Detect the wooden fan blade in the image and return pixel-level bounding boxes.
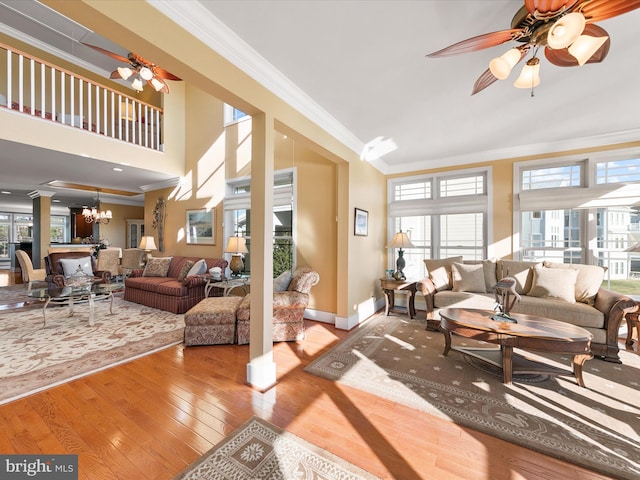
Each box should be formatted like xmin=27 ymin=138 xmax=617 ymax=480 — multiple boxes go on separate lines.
xmin=153 ymin=67 xmax=181 ymax=81
xmin=544 ymin=25 xmax=610 ymax=66
xmin=81 ymin=42 xmax=130 ymax=64
xmin=471 ymin=69 xmax=499 ymax=95
xmin=524 ymin=0 xmax=578 ymax=14
xmin=109 ymin=69 xmax=122 ymax=80
xmin=427 ymin=29 xmax=523 ymax=57
xmin=578 ymin=0 xmax=640 ymax=23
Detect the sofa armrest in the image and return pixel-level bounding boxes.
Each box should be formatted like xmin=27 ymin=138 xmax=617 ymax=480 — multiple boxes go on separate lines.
xmin=416 ymin=277 xmax=437 ymax=318
xmin=182 ymin=275 xmax=209 ymax=288
xmin=129 ymin=269 xmax=144 ymax=278
xmin=94 ymin=270 xmax=112 ymax=284
xmin=594 ymin=287 xmax=639 ymax=358
xmin=274 ymin=291 xmax=309 ymax=309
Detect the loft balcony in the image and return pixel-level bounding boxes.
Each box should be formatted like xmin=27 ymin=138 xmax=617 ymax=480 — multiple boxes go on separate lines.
xmin=0 ymin=41 xmax=163 ymax=151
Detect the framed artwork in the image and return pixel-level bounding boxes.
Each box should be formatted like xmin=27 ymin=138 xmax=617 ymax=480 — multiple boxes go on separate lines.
xmin=354 ymin=208 xmax=368 ymax=236
xmin=186 ymin=209 xmax=215 ymax=245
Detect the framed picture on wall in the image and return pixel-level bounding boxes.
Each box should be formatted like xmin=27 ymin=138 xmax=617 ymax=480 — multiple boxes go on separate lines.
xmin=354 ymin=208 xmax=368 ymax=236
xmin=186 ymin=209 xmax=215 ymax=245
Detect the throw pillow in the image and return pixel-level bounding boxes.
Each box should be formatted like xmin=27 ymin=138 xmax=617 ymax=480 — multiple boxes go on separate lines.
xmin=542 ymin=261 xmax=605 ymax=305
xmin=451 ymin=262 xmax=486 ymax=293
xmin=60 ymin=256 xmax=93 ymax=277
xmin=142 ymin=257 xmax=172 ymax=277
xmin=273 ymin=270 xmax=292 ymax=292
xmin=424 ymin=256 xmax=463 ymax=291
xmin=177 ymin=260 xmax=195 ymax=282
xmin=187 ymin=258 xmax=207 ymax=277
xmin=527 ymin=265 xmax=578 ymax=303
xmin=497 ymin=260 xmax=540 ymax=294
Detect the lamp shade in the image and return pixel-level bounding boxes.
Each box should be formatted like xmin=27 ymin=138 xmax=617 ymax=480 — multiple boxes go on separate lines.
xmin=117 ymin=66 xmax=133 ymax=80
xmin=131 ymin=77 xmax=144 ymax=92
xmin=489 ymin=48 xmax=521 ymax=80
xmin=225 ymin=236 xmax=249 ymax=254
xmin=139 ymin=236 xmax=157 ymax=251
xmin=568 ymin=34 xmax=609 ymax=66
xmin=386 ymin=231 xmax=415 ymax=249
xmin=547 ymin=12 xmax=586 ymax=49
xmin=514 ymin=58 xmax=541 ymax=89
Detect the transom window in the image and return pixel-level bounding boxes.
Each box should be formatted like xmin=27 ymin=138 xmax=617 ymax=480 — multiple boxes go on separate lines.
xmin=521 ymin=164 xmax=582 ymax=190
xmin=596 ymin=158 xmax=640 ymax=184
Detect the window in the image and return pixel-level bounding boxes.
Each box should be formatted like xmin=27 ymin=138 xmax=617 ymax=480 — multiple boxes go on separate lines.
xmin=223 ymin=104 xmax=249 ymax=125
xmin=515 ymin=150 xmax=640 ymax=282
xmin=388 ymin=169 xmax=489 ymax=279
xmin=224 ymin=169 xmax=295 ymax=277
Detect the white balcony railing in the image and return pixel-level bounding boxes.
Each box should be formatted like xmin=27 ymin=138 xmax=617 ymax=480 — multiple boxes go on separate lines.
xmin=0 ymin=41 xmax=163 ymax=151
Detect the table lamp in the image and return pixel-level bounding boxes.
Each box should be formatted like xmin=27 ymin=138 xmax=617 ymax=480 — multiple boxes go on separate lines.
xmin=138 ymin=236 xmax=157 ymax=263
xmin=225 ymin=235 xmax=249 ymax=277
xmin=386 ymin=230 xmax=415 ymax=280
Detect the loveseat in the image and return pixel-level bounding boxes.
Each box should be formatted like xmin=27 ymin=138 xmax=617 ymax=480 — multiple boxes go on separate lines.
xmin=417 ymin=257 xmax=638 ymax=363
xmin=124 ymin=256 xmax=228 ymax=314
xmin=45 ymin=251 xmax=111 ymax=287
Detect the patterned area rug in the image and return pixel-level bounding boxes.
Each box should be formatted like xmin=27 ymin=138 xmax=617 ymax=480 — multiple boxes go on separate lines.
xmin=173 ymin=416 xmax=380 ymax=480
xmin=0 ymin=293 xmax=184 ymax=404
xmin=305 ymin=314 xmax=640 ymax=480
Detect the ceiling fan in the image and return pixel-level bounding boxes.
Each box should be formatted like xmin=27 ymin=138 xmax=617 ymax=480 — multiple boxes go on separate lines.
xmin=427 ymin=0 xmax=640 ymax=95
xmin=81 ymin=42 xmax=181 ymax=94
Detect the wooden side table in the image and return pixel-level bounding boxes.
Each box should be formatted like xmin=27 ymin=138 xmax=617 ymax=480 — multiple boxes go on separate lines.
xmin=380 ymin=278 xmax=417 ymax=319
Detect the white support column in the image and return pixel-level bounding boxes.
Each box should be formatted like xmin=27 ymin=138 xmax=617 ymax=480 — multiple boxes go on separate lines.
xmin=246 ymin=112 xmax=276 ymax=391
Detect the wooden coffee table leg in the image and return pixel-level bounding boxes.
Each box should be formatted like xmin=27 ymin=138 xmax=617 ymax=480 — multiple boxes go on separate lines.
xmin=442 ymin=329 xmax=452 ymax=356
xmin=501 ymin=345 xmax=513 ymax=385
xmin=572 ymin=353 xmax=593 ymax=388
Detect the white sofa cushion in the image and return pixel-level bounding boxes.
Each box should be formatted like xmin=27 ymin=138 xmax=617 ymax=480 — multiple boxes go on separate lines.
xmin=452 ymin=262 xmax=486 ymax=293
xmin=424 ymin=256 xmax=463 ymax=291
xmin=543 ymin=261 xmax=605 ymax=305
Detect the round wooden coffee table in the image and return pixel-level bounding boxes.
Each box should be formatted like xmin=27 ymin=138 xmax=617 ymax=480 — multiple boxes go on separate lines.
xmin=439 ymin=308 xmax=593 ymax=387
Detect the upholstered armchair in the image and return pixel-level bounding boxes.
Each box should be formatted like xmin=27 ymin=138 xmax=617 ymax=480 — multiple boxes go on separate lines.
xmin=45 ymin=251 xmax=112 ymax=287
xmin=236 ymin=267 xmax=320 ymax=344
xmin=15 ymin=249 xmax=46 ymax=290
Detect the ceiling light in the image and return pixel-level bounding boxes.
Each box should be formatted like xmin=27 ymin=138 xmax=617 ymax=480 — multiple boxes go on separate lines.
xmin=489 ymin=48 xmax=521 ymax=80
xmin=568 ymin=35 xmax=609 ymax=66
xmin=547 ymin=12 xmax=586 ymax=49
xmin=1 ymin=191 xmax=10 ymax=194
xmin=131 ymin=77 xmax=144 ymax=92
xmin=113 ymin=167 xmax=123 ymax=172
xmin=139 ymin=66 xmax=153 ymax=81
xmin=514 ymin=57 xmax=540 ymax=90
xmin=149 ymin=77 xmax=165 ymax=92
xmin=117 ymin=66 xmax=133 ymax=80
xmin=82 ymin=190 xmax=112 ymax=224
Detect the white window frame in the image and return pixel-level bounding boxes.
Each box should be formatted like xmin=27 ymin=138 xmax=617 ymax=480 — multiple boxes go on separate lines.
xmin=387 ymin=166 xmax=492 ymax=274
xmin=513 ymin=148 xmax=640 ymax=271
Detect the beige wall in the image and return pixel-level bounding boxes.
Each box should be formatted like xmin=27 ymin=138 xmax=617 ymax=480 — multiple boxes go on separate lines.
xmin=96 ymin=203 xmax=144 ymax=249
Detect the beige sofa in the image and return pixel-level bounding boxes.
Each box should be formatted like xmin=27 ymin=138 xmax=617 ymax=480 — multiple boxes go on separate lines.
xmin=417 ymin=258 xmax=638 ymax=363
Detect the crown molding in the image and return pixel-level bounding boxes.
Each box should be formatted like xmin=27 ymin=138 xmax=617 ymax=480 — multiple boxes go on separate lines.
xmin=139 ymin=177 xmax=182 ymax=192
xmin=148 ymin=0 xmax=364 ymax=158
xmin=378 ymin=128 xmax=640 ymax=175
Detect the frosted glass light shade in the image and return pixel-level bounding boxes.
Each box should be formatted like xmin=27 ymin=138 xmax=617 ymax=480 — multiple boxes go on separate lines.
xmin=150 ymin=77 xmax=165 ymax=92
xmin=568 ymin=35 xmax=609 ymax=66
xmin=131 ymin=77 xmax=144 ymax=91
xmin=139 ymin=66 xmax=153 ymax=80
xmin=547 ymin=12 xmax=586 ymax=49
xmin=117 ymin=66 xmax=133 ymax=80
xmin=489 ymin=48 xmax=521 ymax=80
xmin=514 ymin=58 xmax=541 ymax=89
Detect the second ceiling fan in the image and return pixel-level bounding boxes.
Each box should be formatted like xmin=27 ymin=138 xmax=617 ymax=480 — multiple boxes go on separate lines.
xmin=427 ymin=0 xmax=640 ymax=95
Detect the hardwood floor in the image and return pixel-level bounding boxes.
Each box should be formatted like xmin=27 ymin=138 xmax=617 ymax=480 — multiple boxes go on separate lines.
xmin=0 ymin=270 xmax=615 ymax=479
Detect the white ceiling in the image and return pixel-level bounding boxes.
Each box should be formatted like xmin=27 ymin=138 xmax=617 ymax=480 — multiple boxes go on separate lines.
xmin=1 ymin=0 xmax=639 ymax=211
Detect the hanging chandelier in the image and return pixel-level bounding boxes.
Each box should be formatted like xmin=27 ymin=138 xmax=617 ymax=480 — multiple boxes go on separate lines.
xmin=82 ymin=190 xmax=112 ymax=224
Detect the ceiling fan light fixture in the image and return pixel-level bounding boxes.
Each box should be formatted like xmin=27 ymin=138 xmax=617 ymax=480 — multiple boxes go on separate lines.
xmin=514 ymin=57 xmax=540 ymax=89
xmin=131 ymin=77 xmax=144 ymax=92
xmin=139 ymin=66 xmax=153 ymax=81
xmin=547 ymin=12 xmax=586 ymax=49
xmin=150 ymin=77 xmax=165 ymax=92
xmin=568 ymin=34 xmax=609 ymax=66
xmin=117 ymin=66 xmax=133 ymax=80
xmin=489 ymin=48 xmax=521 ymax=80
